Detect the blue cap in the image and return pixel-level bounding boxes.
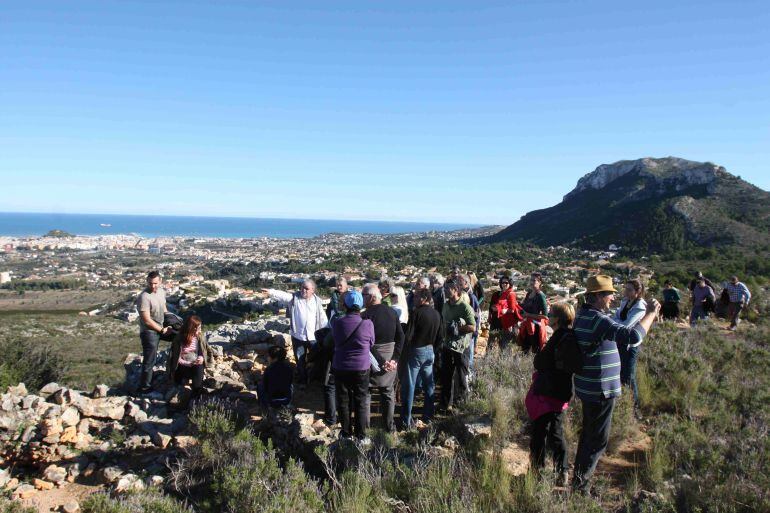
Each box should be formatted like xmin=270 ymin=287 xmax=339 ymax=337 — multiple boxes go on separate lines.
xmin=343 ymin=290 xmax=364 ymax=309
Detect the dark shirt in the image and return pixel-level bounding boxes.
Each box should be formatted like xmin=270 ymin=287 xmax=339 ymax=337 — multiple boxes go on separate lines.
xmin=263 ymin=359 xmax=294 ymax=405
xmin=522 ymin=290 xmax=548 ymax=316
xmin=405 ymin=304 xmax=442 ymax=349
xmin=362 ymin=303 xmax=405 ymax=361
xmin=432 ymin=287 xmax=446 ymax=316
xmin=688 ymin=278 xmax=715 ymax=293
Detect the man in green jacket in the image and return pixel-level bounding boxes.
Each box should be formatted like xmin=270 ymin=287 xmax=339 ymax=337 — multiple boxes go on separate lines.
xmin=439 ymin=279 xmax=476 ymax=411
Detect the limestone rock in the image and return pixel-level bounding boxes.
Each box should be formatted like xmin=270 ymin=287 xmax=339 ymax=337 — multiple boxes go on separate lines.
xmin=62 ymin=501 xmax=81 ymax=513
xmin=39 ymin=382 xmax=62 ymax=397
xmin=74 ymin=396 xmax=126 ymax=420
xmin=92 ymin=384 xmax=110 ymax=399
xmin=98 ymin=466 xmax=124 ymax=484
xmin=115 ymin=473 xmax=145 ymax=493
xmin=6 ymin=383 xmax=28 ymax=396
xmin=13 ymin=483 xmax=36 ymax=499
xmin=0 ymin=468 xmax=9 ymax=488
xmin=34 ymin=478 xmax=55 ymax=490
xmin=43 ymin=464 xmax=67 ymax=484
xmin=61 ymin=407 xmax=80 ymax=427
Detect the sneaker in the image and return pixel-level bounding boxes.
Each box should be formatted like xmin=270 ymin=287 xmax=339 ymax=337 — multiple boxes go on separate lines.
xmin=136 ymin=386 xmax=153 ymax=395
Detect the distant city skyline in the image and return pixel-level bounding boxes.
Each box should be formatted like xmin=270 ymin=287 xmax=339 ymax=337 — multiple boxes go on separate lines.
xmin=2 ymin=1 xmax=769 ymax=225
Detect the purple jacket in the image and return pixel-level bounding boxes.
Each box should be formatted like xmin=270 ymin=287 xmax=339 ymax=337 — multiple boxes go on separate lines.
xmin=331 ymin=313 xmax=375 ymax=372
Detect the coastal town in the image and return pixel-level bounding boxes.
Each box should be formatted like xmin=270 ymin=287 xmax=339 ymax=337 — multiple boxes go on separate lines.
xmin=0 ymin=228 xmax=637 ymax=325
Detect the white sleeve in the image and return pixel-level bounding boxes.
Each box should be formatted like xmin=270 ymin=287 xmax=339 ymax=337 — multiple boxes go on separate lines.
xmin=268 ymin=289 xmax=294 ymax=306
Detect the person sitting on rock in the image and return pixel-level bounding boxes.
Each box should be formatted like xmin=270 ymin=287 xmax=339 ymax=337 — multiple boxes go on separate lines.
xmin=258 ymin=345 xmax=294 ymax=411
xmin=167 ymin=315 xmax=212 ymax=398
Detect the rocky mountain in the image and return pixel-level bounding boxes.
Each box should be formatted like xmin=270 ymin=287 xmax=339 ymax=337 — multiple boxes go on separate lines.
xmin=492 ymin=157 xmax=770 ymax=252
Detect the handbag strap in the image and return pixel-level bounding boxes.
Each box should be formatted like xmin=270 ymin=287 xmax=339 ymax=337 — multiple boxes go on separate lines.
xmin=340 ymin=318 xmax=364 ymax=349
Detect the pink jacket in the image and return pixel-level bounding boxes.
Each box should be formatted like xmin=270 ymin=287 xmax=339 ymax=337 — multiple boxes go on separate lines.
xmin=525 ymin=371 xmax=569 ymax=421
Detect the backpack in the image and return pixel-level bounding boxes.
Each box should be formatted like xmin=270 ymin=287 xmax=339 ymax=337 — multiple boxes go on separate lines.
xmin=553 ymin=328 xmax=583 ymax=374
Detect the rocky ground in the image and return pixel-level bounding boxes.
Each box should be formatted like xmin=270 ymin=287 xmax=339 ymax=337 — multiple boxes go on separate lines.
xmin=0 ymin=312 xmax=669 ymax=512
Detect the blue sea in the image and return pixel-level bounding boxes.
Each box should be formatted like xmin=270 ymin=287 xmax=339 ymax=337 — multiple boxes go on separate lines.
xmin=0 ymin=212 xmax=481 ymax=239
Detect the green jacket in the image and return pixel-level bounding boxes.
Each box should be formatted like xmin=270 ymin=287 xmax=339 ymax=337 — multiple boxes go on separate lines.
xmin=441 ymin=300 xmax=476 ymax=353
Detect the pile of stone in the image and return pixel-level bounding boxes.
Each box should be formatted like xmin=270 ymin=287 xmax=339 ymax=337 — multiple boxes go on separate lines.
xmin=0 ymin=316 xmax=293 ymax=503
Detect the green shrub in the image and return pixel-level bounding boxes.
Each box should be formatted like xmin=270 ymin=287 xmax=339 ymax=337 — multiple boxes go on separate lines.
xmin=81 ymin=490 xmax=192 ymax=513
xmin=0 ymin=500 xmax=36 ymax=513
xmin=0 ymin=338 xmax=64 ymax=391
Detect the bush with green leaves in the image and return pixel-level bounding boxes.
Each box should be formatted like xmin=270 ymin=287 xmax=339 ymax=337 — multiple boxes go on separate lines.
xmin=172 ymin=399 xmax=324 ymax=513
xmin=639 ymin=319 xmax=770 ymax=512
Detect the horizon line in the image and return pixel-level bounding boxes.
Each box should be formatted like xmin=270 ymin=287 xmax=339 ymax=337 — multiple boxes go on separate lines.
xmin=0 ymin=211 xmax=499 ymax=228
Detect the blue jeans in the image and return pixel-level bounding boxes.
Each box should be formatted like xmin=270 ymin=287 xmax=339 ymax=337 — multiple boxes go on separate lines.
xmin=466 ymin=332 xmax=479 ymax=372
xmin=139 ymin=330 xmax=161 ymax=388
xmin=618 ymin=344 xmax=640 ymax=408
xmin=291 ymin=337 xmax=315 ymax=384
xmin=400 ymin=345 xmax=435 ymax=428
xmin=690 ymin=305 xmax=708 ymax=325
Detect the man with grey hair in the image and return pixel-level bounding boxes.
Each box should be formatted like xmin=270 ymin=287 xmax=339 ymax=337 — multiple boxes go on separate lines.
xmin=407 ymin=276 xmax=432 ymax=313
xmin=362 ymin=282 xmax=404 ymax=432
xmin=430 ymin=273 xmax=446 ymax=315
xmin=264 ymin=279 xmax=328 ymax=386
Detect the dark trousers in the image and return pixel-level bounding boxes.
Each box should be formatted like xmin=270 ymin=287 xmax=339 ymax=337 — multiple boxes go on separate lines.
xmin=661 ymin=302 xmax=679 ymax=320
xmin=369 ymin=384 xmax=396 ymax=432
xmin=174 ymin=364 xmax=204 ymax=391
xmin=334 ymin=369 xmax=370 ymax=438
xmin=530 ymin=411 xmax=568 ymax=474
xmin=440 ymin=348 xmax=469 ymax=409
xmin=140 ymin=330 xmax=161 ymax=388
xmin=618 ymin=345 xmax=640 ymax=409
xmin=728 ymin=301 xmax=744 ymax=328
xmin=323 ymin=364 xmax=337 ymax=424
xmin=573 ymin=398 xmax=615 ymax=492
xmin=291 ymin=337 xmax=315 ymax=385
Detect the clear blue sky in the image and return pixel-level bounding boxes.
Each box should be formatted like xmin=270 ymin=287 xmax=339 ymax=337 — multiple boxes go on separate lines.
xmin=2 ymin=1 xmax=768 ymax=225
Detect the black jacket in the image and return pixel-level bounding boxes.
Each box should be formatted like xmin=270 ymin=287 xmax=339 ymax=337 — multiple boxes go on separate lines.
xmin=532 ymin=328 xmax=574 ymax=402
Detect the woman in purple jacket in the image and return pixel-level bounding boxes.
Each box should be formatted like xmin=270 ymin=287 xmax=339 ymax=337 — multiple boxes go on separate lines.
xmin=332 ymin=290 xmax=375 ymax=441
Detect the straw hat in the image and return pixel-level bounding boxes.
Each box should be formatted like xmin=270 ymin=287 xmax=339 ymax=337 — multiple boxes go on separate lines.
xmin=585 ymin=275 xmax=617 ymax=294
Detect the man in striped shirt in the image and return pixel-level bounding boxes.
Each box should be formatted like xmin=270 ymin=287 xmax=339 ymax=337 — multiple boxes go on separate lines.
xmin=572 ymin=275 xmax=660 ymax=494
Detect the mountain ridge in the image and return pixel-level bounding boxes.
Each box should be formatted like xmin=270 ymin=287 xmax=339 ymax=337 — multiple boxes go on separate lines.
xmin=492 ymin=157 xmax=770 ymax=252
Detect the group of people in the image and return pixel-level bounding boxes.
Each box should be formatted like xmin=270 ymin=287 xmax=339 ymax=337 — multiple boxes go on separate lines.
xmin=659 ymin=271 xmax=751 ymax=329
xmin=264 ymin=271 xmax=484 ymax=442
xmin=133 ymin=266 xmax=752 ymax=495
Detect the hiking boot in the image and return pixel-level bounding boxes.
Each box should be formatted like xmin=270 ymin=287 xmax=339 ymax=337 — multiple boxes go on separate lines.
xmin=559 ymin=471 xmax=570 ymax=488
xmin=137 ymin=386 xmax=153 ymax=396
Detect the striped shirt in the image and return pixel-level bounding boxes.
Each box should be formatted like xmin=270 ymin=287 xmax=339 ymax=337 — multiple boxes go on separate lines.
xmin=573 ymin=304 xmax=646 ymax=402
xmin=725 ymin=282 xmax=751 ymax=304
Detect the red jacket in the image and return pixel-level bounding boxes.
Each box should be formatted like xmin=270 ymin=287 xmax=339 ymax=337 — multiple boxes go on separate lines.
xmin=495 ymin=288 xmax=523 ymax=331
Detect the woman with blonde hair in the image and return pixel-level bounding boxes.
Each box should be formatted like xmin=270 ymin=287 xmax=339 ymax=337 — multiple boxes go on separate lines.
xmin=525 ymin=302 xmax=576 ymax=485
xmin=389 ymin=286 xmax=409 ymax=327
